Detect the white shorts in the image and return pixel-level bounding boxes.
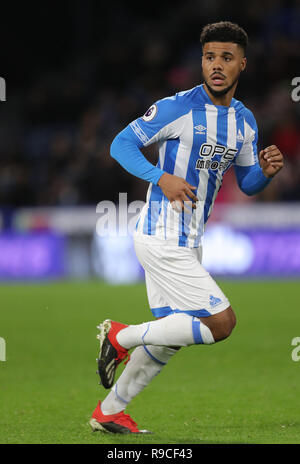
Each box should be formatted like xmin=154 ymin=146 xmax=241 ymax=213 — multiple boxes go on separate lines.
xmin=134 ymin=237 xmax=230 ymax=318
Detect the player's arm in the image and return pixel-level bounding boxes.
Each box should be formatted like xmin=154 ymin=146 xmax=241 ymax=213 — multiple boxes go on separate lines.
xmin=234 ymin=112 xmax=284 ymax=195
xmin=110 ymin=99 xmax=198 ymax=209
xmin=111 ymin=128 xmax=198 ymax=209
xmin=234 ymin=146 xmax=284 ymax=196
xmin=234 ymin=165 xmax=268 ymax=195
xmin=110 ymin=126 xmax=165 ymax=185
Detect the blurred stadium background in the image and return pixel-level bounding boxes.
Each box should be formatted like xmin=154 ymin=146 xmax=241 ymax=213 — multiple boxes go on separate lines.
xmin=0 ymin=0 xmax=300 ymax=282
xmin=1 ymin=0 xmax=300 ymax=445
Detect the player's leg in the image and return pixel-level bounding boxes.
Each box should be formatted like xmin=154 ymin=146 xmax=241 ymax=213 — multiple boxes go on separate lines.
xmin=91 ymin=251 xmax=180 ymax=434
xmin=96 ymin=266 xmax=181 ymax=390
xmin=91 ymin=311 xmax=213 ymax=433
xmin=100 ymin=344 xmax=178 ymax=413
xmin=91 ymin=242 xmax=232 ymax=433
xmin=103 ymin=302 xmax=237 ymax=407
xmin=90 ymin=343 xmax=178 ymax=434
xmin=109 ymin=304 xmax=236 ymax=350
xmin=96 ymin=242 xmax=231 ymax=390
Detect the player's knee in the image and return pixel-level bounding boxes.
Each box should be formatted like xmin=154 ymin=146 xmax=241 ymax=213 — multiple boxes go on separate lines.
xmin=212 ymin=307 xmax=236 ymax=342
xmin=213 ymin=323 xmax=234 ymax=342
xmin=227 ymin=308 xmax=236 ymax=332
xmin=218 ymin=320 xmax=235 ymax=340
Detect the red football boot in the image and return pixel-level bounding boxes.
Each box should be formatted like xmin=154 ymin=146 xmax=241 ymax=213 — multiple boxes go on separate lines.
xmin=96 ymin=319 xmax=130 ymax=389
xmin=90 ymin=401 xmax=151 ymax=434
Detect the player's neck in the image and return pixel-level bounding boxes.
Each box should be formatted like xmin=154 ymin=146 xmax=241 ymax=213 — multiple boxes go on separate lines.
xmin=203 ymin=82 xmax=237 ymax=107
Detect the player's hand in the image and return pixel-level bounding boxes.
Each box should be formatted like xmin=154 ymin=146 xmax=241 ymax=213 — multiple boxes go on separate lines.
xmin=259 ymin=145 xmax=284 ymax=178
xmin=158 ymin=172 xmax=198 ymax=212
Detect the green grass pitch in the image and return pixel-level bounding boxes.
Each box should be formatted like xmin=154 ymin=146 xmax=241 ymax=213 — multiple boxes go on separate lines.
xmin=0 ymin=280 xmax=299 ymax=444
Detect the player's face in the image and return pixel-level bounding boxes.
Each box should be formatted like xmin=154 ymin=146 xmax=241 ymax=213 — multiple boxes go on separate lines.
xmin=202 ymin=42 xmax=246 ymax=100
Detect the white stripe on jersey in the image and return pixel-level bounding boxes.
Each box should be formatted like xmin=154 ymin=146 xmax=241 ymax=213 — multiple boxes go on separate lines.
xmin=206 ymin=107 xmax=238 ymax=223
xmin=235 ymin=119 xmax=256 ymax=166
xmin=154 ymin=142 xmax=167 ymax=235
xmin=189 ymin=104 xmax=218 ymax=247
xmin=137 ymin=184 xmax=152 ymax=234
xmin=205 ymin=104 xmax=218 ymax=147
xmin=227 ymin=107 xmax=237 ymax=148
xmin=143 ymin=111 xmax=194 ymax=240
xmin=144 ymin=112 xmax=190 ymax=146
xmin=173 ymin=111 xmax=194 ymax=178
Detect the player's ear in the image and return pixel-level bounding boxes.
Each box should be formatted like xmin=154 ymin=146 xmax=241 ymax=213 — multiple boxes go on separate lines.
xmin=240 ymin=57 xmax=247 ymax=72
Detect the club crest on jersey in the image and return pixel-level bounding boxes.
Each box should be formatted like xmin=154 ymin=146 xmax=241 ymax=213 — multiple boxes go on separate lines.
xmin=142 ymin=104 xmax=157 ymax=121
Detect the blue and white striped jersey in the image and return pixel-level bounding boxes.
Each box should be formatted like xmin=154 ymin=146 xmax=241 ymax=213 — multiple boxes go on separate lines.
xmin=128 ymin=84 xmax=259 ymax=248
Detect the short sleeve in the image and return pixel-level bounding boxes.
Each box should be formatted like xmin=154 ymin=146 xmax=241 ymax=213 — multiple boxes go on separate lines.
xmin=129 ymin=94 xmax=190 ymax=147
xmin=234 ymin=109 xmax=258 ymax=167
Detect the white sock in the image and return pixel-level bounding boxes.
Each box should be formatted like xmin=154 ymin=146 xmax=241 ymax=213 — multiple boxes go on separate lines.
xmin=101 ymin=345 xmax=177 ymax=415
xmin=116 ymin=313 xmax=214 ymax=349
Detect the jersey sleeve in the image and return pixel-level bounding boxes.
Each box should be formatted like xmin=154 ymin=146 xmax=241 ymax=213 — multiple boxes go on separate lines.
xmin=110 ymin=126 xmax=165 ymax=185
xmin=234 ymin=109 xmax=258 ymax=167
xmin=110 ymin=93 xmax=190 ymax=185
xmin=128 ymin=94 xmax=188 ymax=147
xmin=234 ymin=163 xmax=271 ymax=195
xmin=234 ymin=108 xmax=271 ymax=195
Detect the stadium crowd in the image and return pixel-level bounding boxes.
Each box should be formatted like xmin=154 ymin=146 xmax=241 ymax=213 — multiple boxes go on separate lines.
xmin=0 ymin=0 xmax=300 ymax=209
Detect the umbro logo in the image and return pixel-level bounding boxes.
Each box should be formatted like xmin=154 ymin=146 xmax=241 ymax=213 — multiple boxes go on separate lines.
xmin=237 ymin=129 xmax=244 ymax=141
xmin=194 ymin=124 xmax=206 ymax=135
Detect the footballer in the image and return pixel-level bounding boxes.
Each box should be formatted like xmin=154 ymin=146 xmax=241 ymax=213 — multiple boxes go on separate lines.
xmin=90 ymin=21 xmax=284 ymax=434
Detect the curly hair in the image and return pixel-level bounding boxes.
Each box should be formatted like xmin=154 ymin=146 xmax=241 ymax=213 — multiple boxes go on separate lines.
xmin=200 ymin=21 xmax=248 ymax=55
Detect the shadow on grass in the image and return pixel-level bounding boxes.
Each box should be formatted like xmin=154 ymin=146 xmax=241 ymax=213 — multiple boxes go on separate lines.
xmin=86 ymin=430 xmax=247 ymax=445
